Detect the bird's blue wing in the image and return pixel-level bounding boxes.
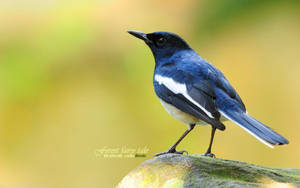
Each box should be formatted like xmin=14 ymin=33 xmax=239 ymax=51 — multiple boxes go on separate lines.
xmin=183 ymin=71 xmax=221 ymax=119
xmin=176 ymin=55 xmax=246 ymax=111
xmin=215 ymin=75 xmax=246 ymax=111
xmin=154 ymin=82 xmax=225 ymax=130
xmin=154 ymin=65 xmax=225 ymax=130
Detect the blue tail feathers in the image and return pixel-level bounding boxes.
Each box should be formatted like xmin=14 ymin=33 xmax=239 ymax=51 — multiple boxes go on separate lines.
xmin=220 ymin=110 xmax=289 ymax=148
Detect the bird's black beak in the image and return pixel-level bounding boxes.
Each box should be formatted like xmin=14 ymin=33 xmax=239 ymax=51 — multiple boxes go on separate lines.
xmin=127 ymin=30 xmax=151 ymax=43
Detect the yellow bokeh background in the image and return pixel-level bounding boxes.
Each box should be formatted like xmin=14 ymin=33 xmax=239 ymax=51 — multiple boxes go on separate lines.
xmin=0 ymin=0 xmax=300 ymax=187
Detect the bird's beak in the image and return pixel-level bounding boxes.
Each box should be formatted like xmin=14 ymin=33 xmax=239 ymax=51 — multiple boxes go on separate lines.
xmin=127 ymin=30 xmax=151 ymax=43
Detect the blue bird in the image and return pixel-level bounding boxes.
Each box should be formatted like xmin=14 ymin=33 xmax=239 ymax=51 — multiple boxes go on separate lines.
xmin=128 ymin=30 xmax=289 ymax=157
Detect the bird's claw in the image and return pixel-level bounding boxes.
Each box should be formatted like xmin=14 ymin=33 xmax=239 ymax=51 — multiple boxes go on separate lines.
xmin=202 ymin=152 xmax=216 ymax=158
xmin=154 ymin=148 xmax=188 ymax=157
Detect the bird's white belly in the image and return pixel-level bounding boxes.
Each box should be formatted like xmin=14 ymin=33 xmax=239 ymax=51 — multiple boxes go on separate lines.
xmin=159 ymin=99 xmax=228 ymax=125
xmin=159 ymin=99 xmax=207 ymax=125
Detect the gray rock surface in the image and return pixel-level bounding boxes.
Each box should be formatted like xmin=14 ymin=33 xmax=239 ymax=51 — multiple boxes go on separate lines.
xmin=117 ymin=154 xmax=300 ymax=188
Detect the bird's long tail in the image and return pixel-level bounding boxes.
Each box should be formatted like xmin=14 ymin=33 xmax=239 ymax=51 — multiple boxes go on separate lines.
xmin=220 ymin=110 xmax=289 ymax=148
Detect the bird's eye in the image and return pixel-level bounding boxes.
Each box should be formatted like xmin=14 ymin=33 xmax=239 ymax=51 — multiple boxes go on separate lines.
xmin=156 ymin=37 xmax=166 ymax=46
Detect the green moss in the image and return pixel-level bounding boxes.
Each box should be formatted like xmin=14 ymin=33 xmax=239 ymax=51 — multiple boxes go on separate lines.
xmin=117 ymin=154 xmax=300 ymax=188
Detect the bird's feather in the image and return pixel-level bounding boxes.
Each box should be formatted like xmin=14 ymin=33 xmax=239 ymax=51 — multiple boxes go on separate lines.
xmin=153 ymin=79 xmax=225 ymax=130
xmin=154 ymin=73 xmax=214 ymax=118
xmin=219 ymin=110 xmax=289 ymax=147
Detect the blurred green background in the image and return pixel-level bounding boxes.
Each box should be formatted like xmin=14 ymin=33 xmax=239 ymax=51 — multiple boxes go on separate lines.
xmin=0 ymin=0 xmax=300 ymax=187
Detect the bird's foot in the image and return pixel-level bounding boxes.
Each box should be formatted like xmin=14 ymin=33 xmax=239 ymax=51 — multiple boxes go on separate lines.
xmin=202 ymin=152 xmax=216 ymax=158
xmin=154 ymin=148 xmax=188 ymax=157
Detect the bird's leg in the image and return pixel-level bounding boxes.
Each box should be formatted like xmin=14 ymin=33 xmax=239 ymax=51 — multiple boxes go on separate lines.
xmin=204 ymin=127 xmax=217 ymax=158
xmin=155 ymin=124 xmax=195 ymax=157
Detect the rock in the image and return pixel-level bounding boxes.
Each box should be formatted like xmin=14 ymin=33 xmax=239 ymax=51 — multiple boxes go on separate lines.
xmin=117 ymin=154 xmax=300 ymax=188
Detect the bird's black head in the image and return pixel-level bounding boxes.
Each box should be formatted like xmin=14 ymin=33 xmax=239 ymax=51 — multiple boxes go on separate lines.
xmin=128 ymin=30 xmax=191 ymax=61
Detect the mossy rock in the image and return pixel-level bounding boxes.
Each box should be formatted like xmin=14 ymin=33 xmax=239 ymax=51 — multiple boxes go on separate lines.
xmin=117 ymin=154 xmax=300 ymax=188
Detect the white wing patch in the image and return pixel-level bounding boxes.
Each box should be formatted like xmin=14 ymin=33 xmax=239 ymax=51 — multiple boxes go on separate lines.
xmin=219 ymin=110 xmax=275 ymax=148
xmin=154 ymin=74 xmax=213 ymax=118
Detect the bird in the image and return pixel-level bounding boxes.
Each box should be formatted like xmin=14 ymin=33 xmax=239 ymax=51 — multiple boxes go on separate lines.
xmin=127 ymin=30 xmax=289 ymax=157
